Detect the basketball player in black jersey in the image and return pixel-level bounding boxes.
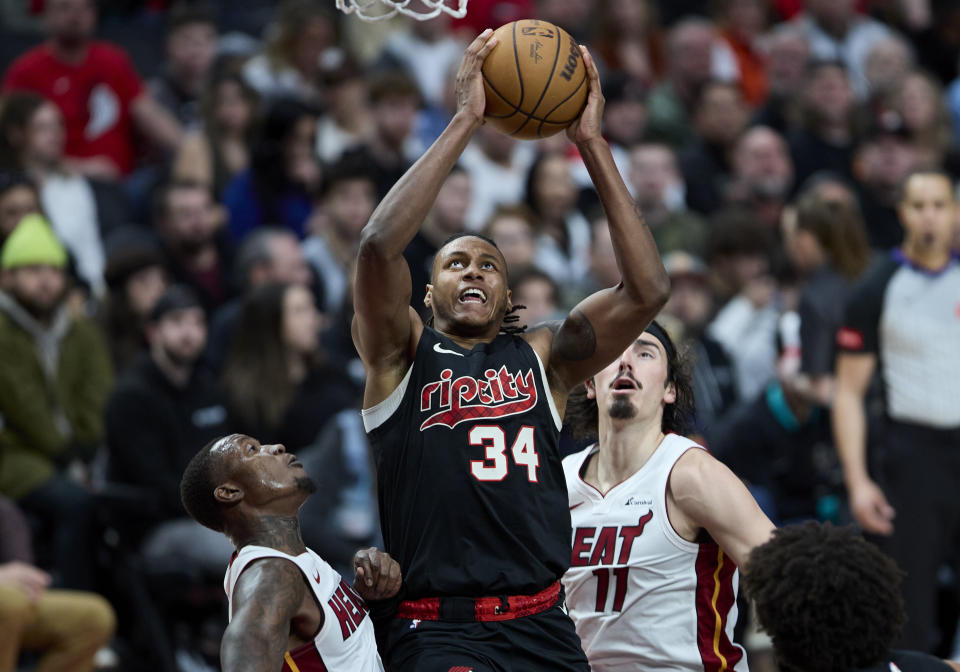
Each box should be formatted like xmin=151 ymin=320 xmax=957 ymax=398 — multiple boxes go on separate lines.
xmin=352 ymin=29 xmax=670 ymax=671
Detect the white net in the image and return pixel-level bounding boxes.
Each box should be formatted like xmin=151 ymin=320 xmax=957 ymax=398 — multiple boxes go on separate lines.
xmin=335 ymin=0 xmax=468 ymax=22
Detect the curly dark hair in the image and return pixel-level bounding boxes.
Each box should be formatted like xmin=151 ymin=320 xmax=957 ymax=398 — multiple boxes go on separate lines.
xmin=742 ymin=521 xmax=905 ymax=672
xmin=180 ymin=437 xmax=227 ymax=533
xmin=564 ymin=320 xmax=695 ymax=441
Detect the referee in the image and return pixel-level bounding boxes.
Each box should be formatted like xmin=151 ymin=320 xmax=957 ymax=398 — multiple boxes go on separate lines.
xmin=833 ymin=169 xmax=960 ymax=651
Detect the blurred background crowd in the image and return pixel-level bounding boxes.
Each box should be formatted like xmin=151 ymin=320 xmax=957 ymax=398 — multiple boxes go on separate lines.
xmin=0 ymin=0 xmax=959 ymax=669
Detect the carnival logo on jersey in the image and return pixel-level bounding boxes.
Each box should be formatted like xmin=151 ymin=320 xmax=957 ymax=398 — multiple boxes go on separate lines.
xmin=420 ymin=366 xmax=537 ymax=430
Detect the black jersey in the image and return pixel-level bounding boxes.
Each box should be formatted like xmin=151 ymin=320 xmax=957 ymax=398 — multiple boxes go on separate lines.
xmin=362 ymin=326 xmax=571 ymax=599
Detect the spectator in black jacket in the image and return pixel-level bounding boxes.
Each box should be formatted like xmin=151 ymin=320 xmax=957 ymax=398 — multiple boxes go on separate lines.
xmin=105 ymin=285 xmax=232 ymax=576
xmin=788 ymin=60 xmax=860 ymax=188
xmin=679 ymin=80 xmax=749 ymax=216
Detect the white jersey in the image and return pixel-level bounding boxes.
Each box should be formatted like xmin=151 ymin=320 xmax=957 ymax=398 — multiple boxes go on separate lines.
xmin=561 ymin=434 xmax=747 ymax=672
xmin=224 ymin=545 xmax=384 ymax=672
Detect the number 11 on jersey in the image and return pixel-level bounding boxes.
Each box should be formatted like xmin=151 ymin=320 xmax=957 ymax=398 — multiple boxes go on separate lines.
xmin=469 ymin=425 xmax=540 ymax=482
xmin=593 ymin=567 xmax=630 ymax=612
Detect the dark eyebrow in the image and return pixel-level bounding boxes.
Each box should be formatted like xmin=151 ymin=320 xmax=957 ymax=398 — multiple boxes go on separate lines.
xmin=443 ymin=250 xmax=501 ymax=264
xmin=634 ymin=338 xmax=661 ymax=352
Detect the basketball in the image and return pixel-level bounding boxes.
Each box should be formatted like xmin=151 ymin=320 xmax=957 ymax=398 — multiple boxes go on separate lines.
xmin=481 ymin=19 xmax=588 ymax=140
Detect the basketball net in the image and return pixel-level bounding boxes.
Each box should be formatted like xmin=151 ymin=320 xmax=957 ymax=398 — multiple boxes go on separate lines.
xmin=335 ymin=0 xmax=468 ymax=22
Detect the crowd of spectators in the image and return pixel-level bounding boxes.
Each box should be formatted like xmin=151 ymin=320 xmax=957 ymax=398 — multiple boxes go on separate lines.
xmin=0 ymin=0 xmax=959 ymax=669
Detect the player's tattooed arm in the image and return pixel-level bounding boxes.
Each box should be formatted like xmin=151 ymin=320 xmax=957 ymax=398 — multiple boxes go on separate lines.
xmin=221 ymin=559 xmax=306 ymax=672
xmin=543 ymin=146 xmax=668 ymax=391
xmin=530 ymin=314 xmax=598 ymax=362
xmin=551 ymin=311 xmax=597 ymax=362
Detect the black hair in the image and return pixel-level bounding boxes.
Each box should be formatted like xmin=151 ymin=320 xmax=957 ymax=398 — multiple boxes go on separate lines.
xmin=367 ymin=68 xmax=422 ymax=106
xmin=152 ymin=179 xmax=210 ymax=225
xmin=523 ymin=152 xmax=560 ymax=220
xmin=706 ymin=207 xmax=773 ymax=264
xmin=222 ymin=282 xmax=320 ymax=430
xmin=564 ymin=320 xmax=695 ymax=441
xmin=0 ymin=92 xmax=48 ymax=170
xmin=149 ymin=283 xmax=204 ymax=323
xmin=440 ymin=231 xmax=499 ymax=250
xmin=165 ymin=3 xmax=216 ymax=37
xmin=0 ymin=171 xmax=38 ymax=199
xmin=180 ymin=437 xmax=227 ymax=533
xmin=250 ymin=97 xmax=320 ymax=213
xmin=742 ymin=522 xmax=904 ymax=672
xmin=319 ymin=147 xmax=375 ymax=200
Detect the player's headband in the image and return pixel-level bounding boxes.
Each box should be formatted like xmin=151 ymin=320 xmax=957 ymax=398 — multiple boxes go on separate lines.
xmin=644 ymin=320 xmax=677 ymax=380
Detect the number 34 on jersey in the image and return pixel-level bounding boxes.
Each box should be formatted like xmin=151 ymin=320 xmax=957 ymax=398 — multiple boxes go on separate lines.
xmin=468 ymin=425 xmax=540 ymax=482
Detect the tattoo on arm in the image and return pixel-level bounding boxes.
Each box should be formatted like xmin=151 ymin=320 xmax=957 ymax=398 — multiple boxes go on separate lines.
xmin=222 ymin=560 xmax=305 ymax=672
xmin=553 ymin=310 xmax=597 ymax=362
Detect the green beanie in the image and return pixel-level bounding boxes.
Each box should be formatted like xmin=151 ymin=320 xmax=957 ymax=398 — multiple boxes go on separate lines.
xmin=0 ymin=214 xmax=67 ymax=270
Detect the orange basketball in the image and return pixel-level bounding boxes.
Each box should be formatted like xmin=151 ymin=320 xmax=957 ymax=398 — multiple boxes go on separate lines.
xmin=481 ymin=19 xmax=588 ymax=140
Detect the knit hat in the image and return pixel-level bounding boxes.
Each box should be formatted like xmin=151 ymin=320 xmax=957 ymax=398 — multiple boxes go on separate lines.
xmin=0 ymin=214 xmax=68 ymax=270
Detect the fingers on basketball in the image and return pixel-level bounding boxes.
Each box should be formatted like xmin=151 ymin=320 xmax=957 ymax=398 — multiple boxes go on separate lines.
xmin=480 ymin=19 xmax=589 ymax=140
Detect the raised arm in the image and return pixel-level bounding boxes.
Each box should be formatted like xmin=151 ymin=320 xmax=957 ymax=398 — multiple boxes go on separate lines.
xmin=668 ymin=449 xmax=775 ymax=570
xmin=533 ymin=47 xmax=669 ymax=394
xmin=352 ymin=30 xmax=498 ymax=403
xmin=221 ymin=559 xmax=306 ymax=672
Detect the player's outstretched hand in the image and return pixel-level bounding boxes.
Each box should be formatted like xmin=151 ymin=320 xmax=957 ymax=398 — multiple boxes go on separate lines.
xmin=353 ymin=547 xmax=402 ymax=601
xmin=566 ymin=45 xmax=604 ymax=145
xmin=849 ymin=477 xmax=895 ymax=535
xmin=455 ymin=28 xmax=498 ymax=127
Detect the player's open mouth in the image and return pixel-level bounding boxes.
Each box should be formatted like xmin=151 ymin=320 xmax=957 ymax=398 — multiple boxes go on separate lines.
xmin=611 ymin=376 xmax=639 ymax=391
xmin=288 ymin=455 xmax=302 ymax=468
xmin=459 ymin=288 xmax=487 ymax=304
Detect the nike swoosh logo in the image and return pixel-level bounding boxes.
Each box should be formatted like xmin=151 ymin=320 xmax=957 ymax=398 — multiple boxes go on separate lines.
xmin=433 ymin=342 xmax=464 ymax=357
xmin=314 ymin=571 xmax=321 ymax=584
xmin=569 ymin=502 xmax=584 ymax=510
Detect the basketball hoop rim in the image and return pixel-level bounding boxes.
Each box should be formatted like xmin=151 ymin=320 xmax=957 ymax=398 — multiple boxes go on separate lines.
xmin=335 ymin=0 xmax=469 ymax=22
